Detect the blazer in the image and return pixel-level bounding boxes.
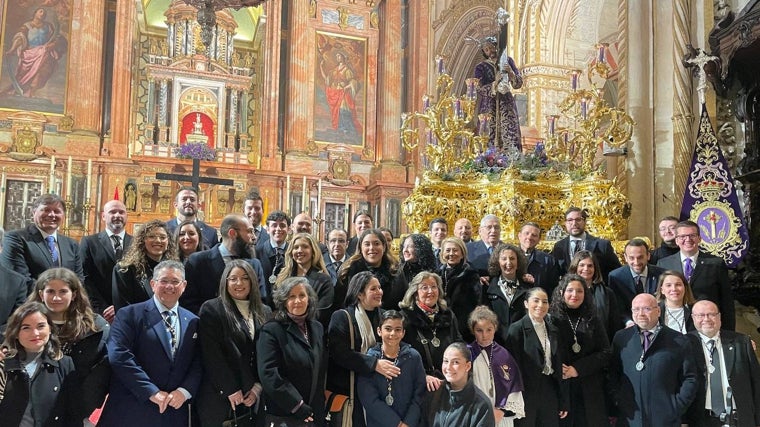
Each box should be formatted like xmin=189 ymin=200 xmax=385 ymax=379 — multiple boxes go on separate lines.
xmin=551 ymin=233 xmax=621 ymax=280
xmin=1 ymin=224 xmax=84 ymax=293
xmin=254 ymin=241 xmax=287 ymax=305
xmin=100 ymin=299 xmax=202 ymax=427
xmin=257 ymin=317 xmax=326 ymax=424
xmin=112 ymin=263 xmax=155 ymax=312
xmin=525 ymin=249 xmax=562 ymax=296
xmin=303 ymin=268 xmax=335 ymax=327
xmin=166 ymin=217 xmax=218 ymax=250
xmin=610 ymin=325 xmax=699 ymax=427
xmin=465 ymin=240 xmax=496 ymax=278
xmin=482 ymin=277 xmax=528 ymax=345
xmin=438 ymin=261 xmax=481 ymax=342
xmin=657 ymin=301 xmax=695 ymax=334
xmin=180 ymin=245 xmax=267 ymax=314
xmin=197 ymin=297 xmax=272 ymax=427
xmin=79 ymin=231 xmax=133 ymax=314
xmin=0 ymin=263 xmax=27 ymax=341
xmin=685 ymin=330 xmax=760 ymax=427
xmin=657 ymin=251 xmax=735 ymax=330
xmin=608 ymin=264 xmax=665 ymax=324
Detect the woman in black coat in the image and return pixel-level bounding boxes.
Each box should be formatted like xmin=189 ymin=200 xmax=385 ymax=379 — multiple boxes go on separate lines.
xmin=198 ymin=260 xmax=272 ymax=427
xmin=400 ymin=271 xmax=462 ymax=392
xmin=569 ymin=251 xmax=622 ymax=342
xmin=257 ymin=276 xmax=326 ymax=426
xmin=483 ymin=243 xmax=530 ymax=345
xmin=396 ymin=233 xmax=437 ymax=288
xmin=549 ymin=274 xmax=611 ymax=427
xmin=327 ymin=271 xmax=398 ymax=427
xmin=437 ymin=236 xmax=481 ymax=342
xmin=0 ymin=302 xmax=76 ymax=427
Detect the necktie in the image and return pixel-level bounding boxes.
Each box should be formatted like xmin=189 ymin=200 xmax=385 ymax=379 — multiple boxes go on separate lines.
xmin=162 ymin=311 xmax=177 ymax=357
xmin=708 ymin=339 xmax=725 ymax=415
xmin=684 ymin=258 xmax=694 ymax=282
xmin=571 ymin=240 xmax=581 ymax=256
xmin=46 ymin=235 xmax=59 ymax=265
xmin=487 ymin=246 xmax=493 ymax=256
xmin=642 ymin=330 xmax=652 ymax=352
xmin=111 ymin=235 xmax=123 ymax=259
xmin=434 ymin=248 xmax=440 ymax=259
xmin=334 ymin=260 xmax=342 ymax=272
xmin=634 ymin=275 xmax=645 ymax=294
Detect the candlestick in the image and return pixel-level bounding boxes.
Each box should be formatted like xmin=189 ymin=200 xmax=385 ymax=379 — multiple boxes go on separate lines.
xmin=66 ymin=156 xmax=73 ymax=197
xmin=285 ymin=176 xmax=291 ymax=213
xmin=302 ymin=175 xmax=308 ymax=212
xmin=86 ymin=159 xmax=92 ymax=201
xmin=49 ymin=155 xmax=56 ymax=194
xmin=344 ymin=192 xmax=349 ymax=231
xmin=317 ymin=178 xmax=322 ymax=216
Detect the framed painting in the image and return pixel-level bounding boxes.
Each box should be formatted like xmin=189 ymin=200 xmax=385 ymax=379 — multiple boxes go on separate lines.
xmin=313 ymin=31 xmax=367 ymax=146
xmin=0 ymin=0 xmax=71 ymax=114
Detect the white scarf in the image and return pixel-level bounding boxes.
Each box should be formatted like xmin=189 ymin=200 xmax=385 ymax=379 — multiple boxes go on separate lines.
xmin=355 ymin=304 xmax=376 ymax=353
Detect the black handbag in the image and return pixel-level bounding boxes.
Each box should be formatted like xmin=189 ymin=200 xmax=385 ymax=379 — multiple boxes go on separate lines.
xmin=222 ymin=407 xmax=255 ymax=427
xmin=325 ymin=309 xmax=355 ymax=427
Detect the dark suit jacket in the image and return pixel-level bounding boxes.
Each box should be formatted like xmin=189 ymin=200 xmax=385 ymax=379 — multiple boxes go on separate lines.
xmin=257 ymin=317 xmax=326 ymax=421
xmin=483 ymin=278 xmax=528 ymax=345
xmin=166 ymin=217 xmax=218 ymax=249
xmin=657 ymin=252 xmax=735 ymax=330
xmin=254 ymin=241 xmax=288 ymax=300
xmin=79 ymin=231 xmax=133 ymax=314
xmin=100 ymin=299 xmax=201 ymax=427
xmin=180 ymin=245 xmax=267 ymax=314
xmin=551 ymin=233 xmax=621 ymax=280
xmin=525 ymin=249 xmax=561 ymax=296
xmin=685 ymin=330 xmax=760 ymax=427
xmin=347 ymin=236 xmax=358 ymax=257
xmin=112 ymin=263 xmax=154 ymax=312
xmin=1 ymin=224 xmax=84 ymax=292
xmin=610 ymin=325 xmax=698 ymax=427
xmin=197 ymin=297 xmax=272 ymax=426
xmin=608 ymin=264 xmax=665 ymax=324
xmin=0 ymin=264 xmax=28 ymax=342
xmin=466 ymin=240 xmax=496 ymax=278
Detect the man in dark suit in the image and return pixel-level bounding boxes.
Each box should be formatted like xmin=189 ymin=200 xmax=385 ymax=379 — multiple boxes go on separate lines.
xmin=100 ymin=260 xmax=201 ymax=427
xmin=517 ymin=222 xmax=561 ymax=296
xmin=79 ymin=199 xmax=133 ymax=322
xmin=292 ymin=211 xmax=328 ymax=254
xmin=466 ymin=214 xmax=502 ymax=283
xmin=429 ymin=217 xmax=448 ymax=263
xmin=608 ymin=238 xmax=665 ymax=327
xmin=1 ymin=193 xmax=83 ymax=293
xmin=180 ymin=214 xmax=266 ymax=314
xmin=650 ymin=216 xmax=680 ymax=264
xmin=346 ymin=210 xmax=372 ymax=255
xmin=0 ymin=263 xmax=27 ymax=341
xmin=256 ymin=211 xmax=290 ymax=296
xmin=551 ymin=206 xmax=621 ymax=280
xmin=243 ymin=189 xmax=268 ymax=244
xmin=657 ymin=220 xmax=735 ymax=330
xmin=324 ymin=228 xmax=348 ymax=286
xmin=610 ymin=293 xmax=699 ymax=427
xmin=686 ymin=300 xmax=760 ymax=427
xmin=165 ymin=186 xmax=218 ymax=248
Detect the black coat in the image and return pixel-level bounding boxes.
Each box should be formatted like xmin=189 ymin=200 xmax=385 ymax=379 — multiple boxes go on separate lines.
xmin=79 ymin=231 xmax=133 ymax=314
xmin=198 ymin=297 xmax=272 ymax=427
xmin=257 ymin=317 xmax=326 ymax=425
xmin=334 ymin=260 xmax=400 ymax=312
xmin=112 ymin=261 xmax=158 ymax=312
xmin=303 ymin=268 xmax=335 ymax=327
xmin=438 ymin=262 xmax=480 ymax=342
xmin=589 ymin=282 xmax=623 ymax=342
xmin=0 ymin=264 xmax=27 ymax=342
xmin=482 ymin=277 xmax=528 ymax=345
xmin=551 ymin=234 xmax=621 ymax=280
xmin=401 ymin=305 xmax=462 ymax=377
xmin=525 ymin=250 xmax=561 ymax=297
xmin=65 ymin=315 xmax=110 ymax=420
xmin=0 ymin=352 xmax=77 ymax=427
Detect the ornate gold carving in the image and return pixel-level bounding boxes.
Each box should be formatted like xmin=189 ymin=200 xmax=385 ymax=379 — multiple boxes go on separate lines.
xmin=59 ymin=115 xmax=74 ymax=132
xmin=306 ymin=139 xmax=319 ymax=155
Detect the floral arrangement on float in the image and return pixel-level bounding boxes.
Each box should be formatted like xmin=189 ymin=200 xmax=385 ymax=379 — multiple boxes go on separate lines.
xmin=175 ymin=142 xmax=216 ymax=161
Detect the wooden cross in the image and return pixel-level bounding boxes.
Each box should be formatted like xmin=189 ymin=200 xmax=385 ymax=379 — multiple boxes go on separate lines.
xmin=155 ymin=158 xmax=233 ymax=189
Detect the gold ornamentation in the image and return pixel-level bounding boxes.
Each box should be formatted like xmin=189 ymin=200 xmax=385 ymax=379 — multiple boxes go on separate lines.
xmin=59 ymin=115 xmax=74 ymax=132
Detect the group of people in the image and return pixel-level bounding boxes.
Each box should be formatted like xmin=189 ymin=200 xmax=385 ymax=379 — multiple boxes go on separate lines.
xmin=0 ymin=188 xmax=758 ymax=427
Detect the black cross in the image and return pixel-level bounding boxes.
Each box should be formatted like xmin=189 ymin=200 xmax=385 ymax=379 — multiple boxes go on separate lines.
xmin=155 ymin=158 xmax=233 ymax=188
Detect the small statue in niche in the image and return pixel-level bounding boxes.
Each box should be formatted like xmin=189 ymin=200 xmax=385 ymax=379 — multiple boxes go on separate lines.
xmin=192 ymin=113 xmax=205 ymax=135
xmin=124 ymin=183 xmax=137 ymax=211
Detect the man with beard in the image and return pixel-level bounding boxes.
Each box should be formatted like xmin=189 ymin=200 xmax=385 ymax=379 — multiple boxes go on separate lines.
xmin=243 ymin=189 xmax=268 ymax=244
xmin=166 ymin=186 xmax=219 ymax=249
xmin=551 ymin=206 xmax=621 ymax=280
xmin=79 ymin=200 xmax=133 ymax=322
xmin=180 ymin=215 xmax=266 ymax=313
xmin=650 ymin=216 xmax=680 ymax=265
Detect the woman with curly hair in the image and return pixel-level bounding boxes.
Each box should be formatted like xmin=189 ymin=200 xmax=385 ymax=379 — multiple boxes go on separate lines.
xmin=335 ymin=228 xmax=400 ymax=311
xmin=0 ymin=301 xmax=76 ymax=426
xmin=549 ymin=274 xmax=610 ymax=427
xmin=27 ymin=268 xmax=110 ymax=423
xmin=483 ymin=243 xmax=529 ymax=345
xmin=275 ymin=232 xmax=334 ymax=326
xmin=174 ymin=219 xmax=204 ymax=263
xmin=112 ymin=219 xmax=178 ymax=312
xmin=438 ymin=236 xmax=481 ymax=342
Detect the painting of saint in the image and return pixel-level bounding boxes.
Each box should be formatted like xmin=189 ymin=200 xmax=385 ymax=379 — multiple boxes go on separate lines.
xmin=314 ymin=33 xmax=366 ymax=146
xmin=0 ymin=3 xmax=70 ymax=113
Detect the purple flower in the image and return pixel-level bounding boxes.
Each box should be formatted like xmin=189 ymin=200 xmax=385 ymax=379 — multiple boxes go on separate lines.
xmin=176 ymin=142 xmax=216 ymax=161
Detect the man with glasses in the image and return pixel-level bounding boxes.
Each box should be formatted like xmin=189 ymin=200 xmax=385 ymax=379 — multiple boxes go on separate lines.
xmin=324 ymin=228 xmax=348 ymax=285
xmin=610 ymin=293 xmax=699 ymax=427
xmin=650 ymin=216 xmax=680 ymax=264
xmin=550 ymin=206 xmax=621 ymax=279
xmin=101 ymin=260 xmax=201 ymax=427
xmin=180 ymin=215 xmax=266 ymax=313
xmin=466 ymin=214 xmax=503 ymax=282
xmin=685 ymin=300 xmax=760 ymax=426
xmin=657 ymin=220 xmax=735 ymax=330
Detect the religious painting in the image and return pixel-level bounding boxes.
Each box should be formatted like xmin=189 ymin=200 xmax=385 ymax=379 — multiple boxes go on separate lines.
xmin=0 ymin=0 xmax=71 ymax=114
xmin=314 ymin=32 xmax=366 ymax=146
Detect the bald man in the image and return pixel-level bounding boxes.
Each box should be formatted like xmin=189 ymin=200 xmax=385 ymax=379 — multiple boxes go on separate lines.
xmin=610 ymin=293 xmax=698 ymax=426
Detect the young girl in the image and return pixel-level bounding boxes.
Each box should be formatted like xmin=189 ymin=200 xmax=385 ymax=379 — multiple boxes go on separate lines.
xmin=358 ymin=310 xmax=426 ymax=427
xmin=0 ymin=302 xmax=76 ymax=426
xmin=469 ymin=305 xmax=525 ymax=426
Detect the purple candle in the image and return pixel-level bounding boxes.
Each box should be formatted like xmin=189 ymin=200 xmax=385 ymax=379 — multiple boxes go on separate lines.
xmin=571 ymin=71 xmax=579 ymax=91
xmin=454 ymin=99 xmax=462 ymax=118
xmin=423 ymin=95 xmax=430 ymax=111
xmin=436 ymin=56 xmax=445 ymax=74
xmin=580 ymin=99 xmax=588 ymax=119
xmin=547 ymin=115 xmax=556 ymax=135
xmin=598 ymin=44 xmax=606 ymax=63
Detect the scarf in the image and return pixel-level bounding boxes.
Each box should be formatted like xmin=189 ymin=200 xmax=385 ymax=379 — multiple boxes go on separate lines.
xmin=355 ymin=304 xmax=376 ymax=353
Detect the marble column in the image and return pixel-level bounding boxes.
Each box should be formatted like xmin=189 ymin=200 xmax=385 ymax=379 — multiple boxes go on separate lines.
xmin=259 ymin=3 xmax=282 ymax=170
xmin=376 ymin=0 xmax=403 ymax=166
xmin=108 ymin=0 xmax=136 ymax=157
xmin=285 ymin=0 xmax=310 ymax=155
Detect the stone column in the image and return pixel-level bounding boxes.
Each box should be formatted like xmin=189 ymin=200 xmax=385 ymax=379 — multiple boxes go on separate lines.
xmin=284 ymin=0 xmax=310 ymax=155
xmin=259 ymin=3 xmax=282 ymax=170
xmin=107 ymin=0 xmax=136 ymax=157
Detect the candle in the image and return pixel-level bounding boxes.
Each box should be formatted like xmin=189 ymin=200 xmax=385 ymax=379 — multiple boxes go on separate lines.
xmin=426 ymin=128 xmax=432 ymax=144
xmin=343 ymin=192 xmax=350 ymax=231
xmin=580 ymin=98 xmax=588 ymax=119
xmin=454 ymin=99 xmax=462 ymax=118
xmin=66 ymin=156 xmax=73 ymax=197
xmin=466 ymin=78 xmax=477 ymax=100
xmin=302 ymin=175 xmax=308 ymax=212
xmin=571 ymin=70 xmax=579 ymax=91
xmin=547 ymin=116 xmax=556 ymax=135
xmin=436 ymin=56 xmax=444 ymax=74
xmin=86 ymin=159 xmax=92 ymax=201
xmin=422 ymin=95 xmax=430 ymax=111
xmin=598 ymin=44 xmax=606 ymax=63
xmin=317 ymin=178 xmax=322 ymax=216
xmin=478 ymin=114 xmax=489 ymax=135
xmin=285 ymin=176 xmax=291 ymax=213
xmin=49 ymin=155 xmax=56 ymax=194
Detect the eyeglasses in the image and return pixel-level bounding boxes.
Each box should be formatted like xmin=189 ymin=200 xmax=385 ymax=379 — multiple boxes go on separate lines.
xmin=659 ymin=225 xmax=677 ymax=232
xmin=227 ymin=276 xmax=251 ymax=283
xmin=328 ymin=239 xmax=347 ymax=244
xmin=419 ymin=285 xmax=438 ymax=293
xmin=565 ymin=218 xmax=585 ymax=223
xmin=676 ymin=233 xmax=700 ymax=241
xmin=146 ymin=233 xmax=169 ymax=241
xmin=631 ymin=306 xmax=656 ymax=313
xmin=157 ymin=279 xmax=183 ymax=287
xmin=692 ymin=312 xmax=720 ymax=320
